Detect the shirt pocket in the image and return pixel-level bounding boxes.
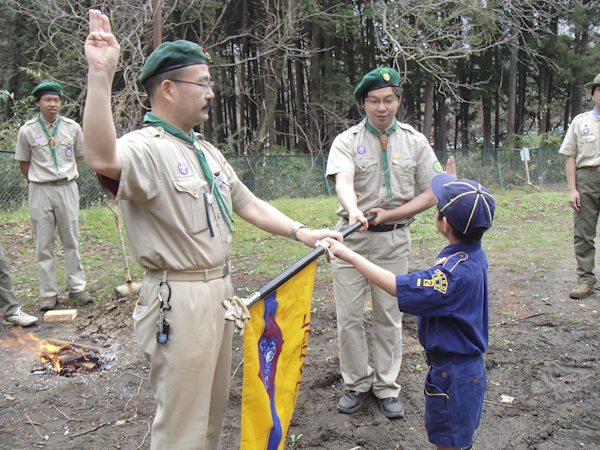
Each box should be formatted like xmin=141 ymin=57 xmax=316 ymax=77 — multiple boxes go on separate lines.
xmin=391 ymin=157 xmax=417 ymax=197
xmin=59 ymin=138 xmax=75 ymax=159
xmin=172 ymin=178 xmax=209 ymax=235
xmin=353 ymin=158 xmax=378 ymax=193
xmin=30 ymin=139 xmax=52 ymax=165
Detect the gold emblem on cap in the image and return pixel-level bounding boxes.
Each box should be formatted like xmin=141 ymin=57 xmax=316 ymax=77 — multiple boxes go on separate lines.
xmin=383 ymin=73 xmax=391 ymax=82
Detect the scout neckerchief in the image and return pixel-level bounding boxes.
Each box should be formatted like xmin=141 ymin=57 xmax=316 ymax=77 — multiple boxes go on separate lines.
xmin=365 ymin=117 xmax=397 ymax=208
xmin=593 ymin=106 xmax=600 ymax=121
xmin=37 ymin=113 xmax=61 ymax=170
xmin=143 ymin=112 xmax=234 ymax=233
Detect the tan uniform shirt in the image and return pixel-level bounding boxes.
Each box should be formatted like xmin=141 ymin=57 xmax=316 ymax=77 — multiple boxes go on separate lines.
xmin=109 ymin=126 xmax=254 ymax=271
xmin=559 ymin=110 xmax=600 ymax=167
xmin=326 ymin=118 xmax=439 ymax=224
xmin=15 ymin=116 xmax=83 ymax=183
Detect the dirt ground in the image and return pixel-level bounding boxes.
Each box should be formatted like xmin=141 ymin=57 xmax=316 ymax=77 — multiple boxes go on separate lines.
xmin=0 ymin=231 xmax=599 ymax=449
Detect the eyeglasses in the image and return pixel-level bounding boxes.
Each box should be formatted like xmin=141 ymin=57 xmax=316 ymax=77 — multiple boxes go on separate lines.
xmin=364 ymin=97 xmax=399 ymax=106
xmin=169 ymin=79 xmax=216 ymax=89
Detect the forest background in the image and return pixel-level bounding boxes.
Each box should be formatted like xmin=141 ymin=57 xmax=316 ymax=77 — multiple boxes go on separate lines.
xmin=0 ymin=0 xmax=598 ymax=159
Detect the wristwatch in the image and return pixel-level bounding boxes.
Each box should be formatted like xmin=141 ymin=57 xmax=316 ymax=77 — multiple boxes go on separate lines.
xmin=290 ymin=221 xmax=308 ymax=241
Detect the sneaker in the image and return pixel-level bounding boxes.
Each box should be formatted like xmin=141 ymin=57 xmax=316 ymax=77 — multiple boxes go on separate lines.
xmin=3 ymin=308 xmax=39 ymax=327
xmin=39 ymin=295 xmax=58 ymax=311
xmin=337 ymin=390 xmax=369 ymax=414
xmin=569 ymin=284 xmax=594 ymax=299
xmin=69 ymin=291 xmax=93 ymax=303
xmin=378 ymin=397 xmax=404 ymax=419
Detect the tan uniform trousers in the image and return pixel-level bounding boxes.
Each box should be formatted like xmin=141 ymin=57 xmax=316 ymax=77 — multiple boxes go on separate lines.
xmin=28 ymin=181 xmax=86 ymax=297
xmin=0 ymin=243 xmax=19 ymax=318
xmin=332 ymin=220 xmax=410 ymax=399
xmin=133 ymin=273 xmax=233 ymax=450
xmin=574 ymin=167 xmax=600 ymax=285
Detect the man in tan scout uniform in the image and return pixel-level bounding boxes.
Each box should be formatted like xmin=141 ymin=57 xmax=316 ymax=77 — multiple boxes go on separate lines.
xmin=326 ymin=67 xmax=445 ymax=419
xmin=560 ymin=73 xmax=600 ymax=299
xmin=15 ymin=81 xmax=92 ymax=311
xmin=83 ymin=10 xmax=341 ymax=450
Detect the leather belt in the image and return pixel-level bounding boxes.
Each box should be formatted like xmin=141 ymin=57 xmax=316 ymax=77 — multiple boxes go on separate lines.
xmin=36 ymin=179 xmax=72 ymax=186
xmin=147 ymin=261 xmax=230 ymax=282
xmin=367 ymin=223 xmax=406 ymax=232
xmin=581 ymin=166 xmax=600 ymax=172
xmin=422 ymin=350 xmax=481 ymax=365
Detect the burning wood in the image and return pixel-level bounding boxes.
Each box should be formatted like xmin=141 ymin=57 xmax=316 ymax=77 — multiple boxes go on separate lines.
xmin=0 ymin=329 xmax=105 ymax=377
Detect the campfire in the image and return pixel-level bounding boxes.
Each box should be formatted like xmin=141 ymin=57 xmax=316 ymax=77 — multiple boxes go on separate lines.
xmin=1 ymin=329 xmax=105 ymax=377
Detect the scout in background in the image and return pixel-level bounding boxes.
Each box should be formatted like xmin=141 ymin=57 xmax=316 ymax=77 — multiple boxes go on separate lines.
xmin=322 ymin=173 xmax=495 ymax=450
xmin=14 ymin=81 xmax=92 ymax=311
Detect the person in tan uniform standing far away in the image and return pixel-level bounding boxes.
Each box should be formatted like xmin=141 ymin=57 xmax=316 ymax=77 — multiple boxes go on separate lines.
xmin=15 ymin=82 xmax=93 ymax=311
xmin=560 ymin=73 xmax=600 ymax=299
xmin=82 ymin=10 xmax=342 ymax=450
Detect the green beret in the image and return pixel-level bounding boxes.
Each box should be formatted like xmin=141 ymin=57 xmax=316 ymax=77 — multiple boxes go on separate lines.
xmin=353 ymin=68 xmax=400 ymax=102
xmin=584 ymin=73 xmax=600 ymax=91
xmin=139 ymin=40 xmax=212 ymax=85
xmin=31 ymin=82 xmax=62 ymax=99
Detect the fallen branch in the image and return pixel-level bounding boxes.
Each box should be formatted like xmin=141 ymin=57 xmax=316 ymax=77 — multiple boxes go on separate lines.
xmin=232 ymin=358 xmax=244 ymax=379
xmin=25 ymin=414 xmax=43 ymax=439
xmin=135 ymin=420 xmax=151 ymax=450
xmin=52 ymin=404 xmax=83 ymax=421
xmin=70 ymin=422 xmax=108 ymax=438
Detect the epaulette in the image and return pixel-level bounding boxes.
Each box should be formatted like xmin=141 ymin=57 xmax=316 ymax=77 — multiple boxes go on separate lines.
xmin=396 ymin=122 xmax=427 ymax=140
xmin=21 ymin=117 xmax=38 ymax=127
xmin=440 ymin=252 xmax=468 ymax=272
xmin=61 ymin=117 xmax=80 ymax=126
xmin=136 ymin=126 xmax=162 ymax=138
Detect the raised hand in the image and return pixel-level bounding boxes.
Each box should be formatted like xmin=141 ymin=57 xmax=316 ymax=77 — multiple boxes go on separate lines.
xmin=85 ymin=10 xmax=121 ymax=74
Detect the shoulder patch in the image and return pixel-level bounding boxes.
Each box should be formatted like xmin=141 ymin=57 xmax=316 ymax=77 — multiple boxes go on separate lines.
xmin=433 ymin=161 xmax=443 ymax=173
xmin=442 ymin=252 xmax=468 ymax=272
xmin=415 ymin=268 xmax=448 ymax=294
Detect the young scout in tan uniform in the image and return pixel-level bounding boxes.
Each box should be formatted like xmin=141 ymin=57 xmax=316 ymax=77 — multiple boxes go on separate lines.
xmin=15 ymin=81 xmax=92 ymax=311
xmin=0 ymin=243 xmax=38 ymax=327
xmin=560 ymin=73 xmax=600 ymax=299
xmin=83 ymin=10 xmax=341 ymax=450
xmin=326 ymin=68 xmax=445 ymax=419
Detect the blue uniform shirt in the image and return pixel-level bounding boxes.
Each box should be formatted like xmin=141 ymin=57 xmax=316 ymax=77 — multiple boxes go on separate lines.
xmin=396 ymin=241 xmax=489 ymax=356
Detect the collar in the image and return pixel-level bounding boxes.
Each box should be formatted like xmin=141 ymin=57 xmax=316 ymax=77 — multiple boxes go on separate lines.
xmin=437 ymin=241 xmax=482 ymax=258
xmin=365 ymin=117 xmax=397 ymax=137
xmin=593 ymin=106 xmax=600 ymax=121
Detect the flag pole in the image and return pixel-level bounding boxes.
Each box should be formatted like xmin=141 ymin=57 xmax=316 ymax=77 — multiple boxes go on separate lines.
xmin=222 ymin=213 xmax=376 ymax=326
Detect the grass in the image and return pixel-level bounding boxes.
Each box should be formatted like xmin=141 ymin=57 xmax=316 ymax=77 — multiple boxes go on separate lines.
xmin=0 ymin=186 xmax=573 ymax=300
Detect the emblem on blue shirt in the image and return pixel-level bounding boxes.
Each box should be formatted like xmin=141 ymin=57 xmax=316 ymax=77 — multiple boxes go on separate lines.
xmin=65 ymin=148 xmax=73 ymax=157
xmin=416 ymin=269 xmax=448 ymax=294
xmin=178 ymin=162 xmax=189 ymax=175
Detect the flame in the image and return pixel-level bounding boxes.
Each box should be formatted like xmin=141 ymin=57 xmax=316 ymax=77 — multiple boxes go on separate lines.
xmin=0 ymin=328 xmax=87 ymax=372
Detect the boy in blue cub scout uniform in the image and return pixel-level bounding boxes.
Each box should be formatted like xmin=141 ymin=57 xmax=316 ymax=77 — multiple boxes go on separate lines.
xmin=322 ymin=173 xmax=495 ymax=450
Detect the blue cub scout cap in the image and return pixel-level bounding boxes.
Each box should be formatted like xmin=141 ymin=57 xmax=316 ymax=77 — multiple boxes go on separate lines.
xmin=431 ymin=174 xmax=495 ymax=236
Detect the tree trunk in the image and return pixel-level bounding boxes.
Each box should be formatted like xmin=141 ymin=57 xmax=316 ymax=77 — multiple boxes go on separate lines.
xmin=507 ymin=23 xmax=518 ymax=148
xmin=423 ymin=74 xmax=434 ymax=143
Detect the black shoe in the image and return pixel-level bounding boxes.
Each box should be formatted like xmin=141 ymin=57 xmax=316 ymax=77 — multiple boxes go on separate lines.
xmin=337 ymin=390 xmax=369 ymax=414
xmin=378 ymin=397 xmax=404 ymax=418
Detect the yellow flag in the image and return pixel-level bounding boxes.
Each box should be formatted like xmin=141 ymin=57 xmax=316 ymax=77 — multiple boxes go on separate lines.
xmin=241 ymin=261 xmax=317 ymax=450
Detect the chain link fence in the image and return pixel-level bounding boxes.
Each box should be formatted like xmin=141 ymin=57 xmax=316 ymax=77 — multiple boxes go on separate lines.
xmin=0 ymin=148 xmax=565 ymax=212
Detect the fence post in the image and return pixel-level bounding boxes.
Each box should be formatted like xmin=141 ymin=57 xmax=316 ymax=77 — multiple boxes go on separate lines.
xmin=322 ymin=155 xmax=331 ymax=196
xmin=539 ymin=147 xmax=543 ymax=183
xmin=496 ymin=149 xmax=503 ymax=189
xmin=272 ymin=156 xmax=277 ymax=201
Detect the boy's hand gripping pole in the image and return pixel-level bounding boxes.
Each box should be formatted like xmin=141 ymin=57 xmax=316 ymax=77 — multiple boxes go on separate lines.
xmin=222 ymin=213 xmax=376 ymax=329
